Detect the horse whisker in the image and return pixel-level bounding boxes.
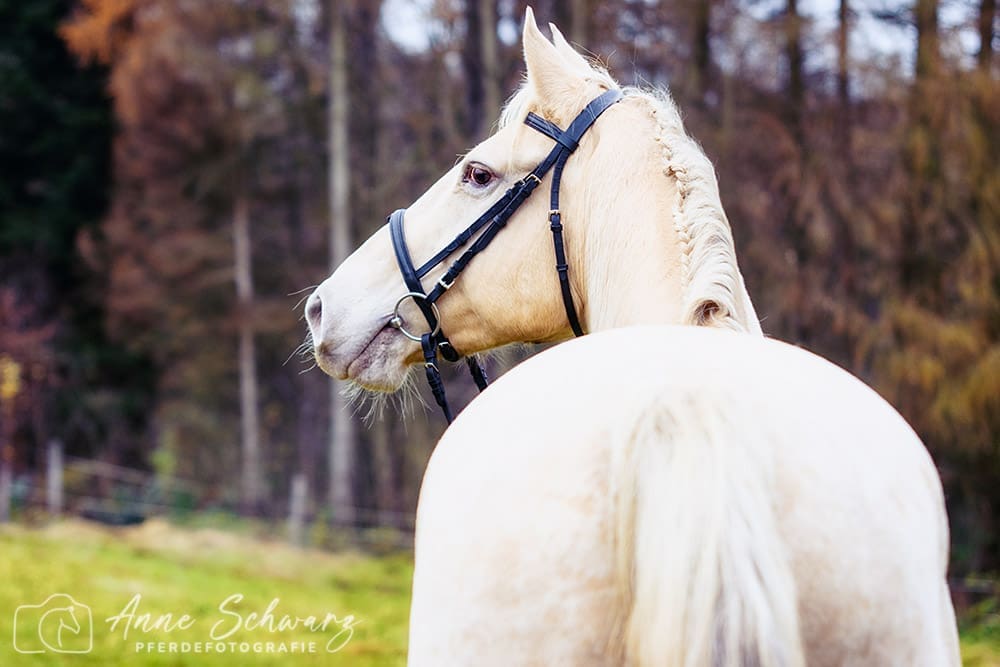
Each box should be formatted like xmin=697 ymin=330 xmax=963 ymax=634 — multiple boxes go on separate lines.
xmin=288 ymin=285 xmax=319 ymax=297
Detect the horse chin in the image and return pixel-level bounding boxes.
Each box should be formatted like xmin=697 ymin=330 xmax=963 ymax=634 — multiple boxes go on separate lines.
xmin=347 ymin=362 xmax=409 ymax=394
xmin=341 ymin=326 xmax=412 ymax=393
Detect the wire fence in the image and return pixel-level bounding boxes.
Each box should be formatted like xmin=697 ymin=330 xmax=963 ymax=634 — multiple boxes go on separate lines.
xmin=0 ymin=440 xmax=416 ymax=550
xmin=2 ymin=442 xmax=999 ymax=608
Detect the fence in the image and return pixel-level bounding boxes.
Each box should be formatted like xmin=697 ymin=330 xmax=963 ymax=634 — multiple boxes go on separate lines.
xmin=0 ymin=440 xmax=415 ymax=549
xmin=4 ymin=444 xmax=999 ymax=604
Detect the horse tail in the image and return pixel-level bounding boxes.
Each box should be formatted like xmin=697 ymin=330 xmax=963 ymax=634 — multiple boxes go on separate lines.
xmin=612 ymin=388 xmax=805 ymax=667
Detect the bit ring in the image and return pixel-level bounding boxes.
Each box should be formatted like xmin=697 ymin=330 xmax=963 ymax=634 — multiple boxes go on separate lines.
xmin=389 ymin=292 xmax=441 ymax=342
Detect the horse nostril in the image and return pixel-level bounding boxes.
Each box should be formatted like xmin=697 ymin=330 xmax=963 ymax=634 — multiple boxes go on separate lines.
xmin=306 ymin=294 xmax=323 ymax=329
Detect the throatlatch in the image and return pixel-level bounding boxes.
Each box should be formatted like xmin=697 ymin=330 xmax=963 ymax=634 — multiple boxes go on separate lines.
xmin=388 ymin=88 xmax=623 ymax=423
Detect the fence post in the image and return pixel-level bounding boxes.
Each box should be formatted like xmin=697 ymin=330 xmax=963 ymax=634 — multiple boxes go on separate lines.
xmin=47 ymin=439 xmax=63 ymax=516
xmin=0 ymin=451 xmax=11 ymax=523
xmin=287 ymin=472 xmax=307 ymax=547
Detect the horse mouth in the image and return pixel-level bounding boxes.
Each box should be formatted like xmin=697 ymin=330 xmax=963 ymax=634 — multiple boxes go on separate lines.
xmin=343 ymin=324 xmax=410 ymax=391
xmin=314 ymin=323 xmax=388 ymax=380
xmin=313 ymin=314 xmax=417 ymax=392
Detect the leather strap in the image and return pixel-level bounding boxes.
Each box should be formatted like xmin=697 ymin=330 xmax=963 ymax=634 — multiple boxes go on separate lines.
xmin=415 ymin=184 xmax=526 ymax=278
xmin=390 ymin=209 xmax=436 ymax=326
xmin=390 ymin=210 xmax=459 ymax=361
xmin=388 ymin=88 xmax=623 ymax=422
xmin=466 ymin=356 xmax=489 ymax=391
xmin=422 ymin=333 xmax=453 ymax=423
xmin=425 ymin=175 xmax=541 ymax=303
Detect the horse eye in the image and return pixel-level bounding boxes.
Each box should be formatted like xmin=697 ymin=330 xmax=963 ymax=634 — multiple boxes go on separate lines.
xmin=463 ymin=164 xmax=494 ymax=187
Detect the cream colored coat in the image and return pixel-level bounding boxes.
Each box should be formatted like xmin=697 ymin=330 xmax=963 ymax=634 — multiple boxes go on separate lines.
xmin=407 ymin=327 xmax=958 ymax=666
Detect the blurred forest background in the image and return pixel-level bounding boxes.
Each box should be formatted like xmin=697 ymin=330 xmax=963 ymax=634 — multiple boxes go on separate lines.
xmin=0 ymin=0 xmax=997 ymax=583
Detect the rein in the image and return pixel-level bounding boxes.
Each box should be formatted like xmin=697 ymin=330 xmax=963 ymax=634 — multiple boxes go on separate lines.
xmin=388 ymin=88 xmax=623 ymax=423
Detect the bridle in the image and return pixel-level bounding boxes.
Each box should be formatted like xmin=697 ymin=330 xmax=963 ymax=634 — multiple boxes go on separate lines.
xmin=388 ymin=88 xmax=623 ymax=423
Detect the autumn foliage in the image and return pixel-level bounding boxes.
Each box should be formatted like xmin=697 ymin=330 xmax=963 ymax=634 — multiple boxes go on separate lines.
xmin=1 ymin=0 xmax=996 ymax=571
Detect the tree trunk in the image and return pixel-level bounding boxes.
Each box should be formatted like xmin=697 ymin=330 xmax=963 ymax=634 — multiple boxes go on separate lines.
xmin=570 ymin=0 xmax=590 ymax=46
xmin=370 ymin=417 xmax=398 ymax=526
xmin=481 ymin=0 xmax=500 ymax=133
xmin=979 ymin=0 xmax=996 ymax=72
xmin=464 ymin=0 xmax=486 ymax=138
xmin=297 ymin=360 xmax=325 ymax=504
xmin=915 ymin=0 xmax=940 ymax=81
xmin=551 ymin=0 xmax=571 ymax=45
xmin=0 ymin=451 xmax=10 ymax=523
xmin=785 ymin=0 xmax=805 ymax=145
xmin=902 ymin=0 xmax=941 ymax=291
xmin=233 ymin=191 xmax=262 ymax=513
xmin=837 ymin=0 xmax=851 ymax=155
xmin=328 ymin=0 xmax=356 ymax=526
xmin=348 ymin=0 xmax=380 ymax=236
xmin=287 ymin=472 xmax=308 ymax=546
xmin=688 ymin=0 xmax=712 ymax=102
xmin=781 ymin=0 xmax=807 ymax=316
xmin=287 ymin=82 xmax=324 ymax=509
xmin=47 ymin=439 xmax=63 ymax=516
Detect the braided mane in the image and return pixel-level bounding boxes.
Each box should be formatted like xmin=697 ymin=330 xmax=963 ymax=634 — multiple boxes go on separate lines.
xmin=500 ymin=78 xmax=762 ymax=335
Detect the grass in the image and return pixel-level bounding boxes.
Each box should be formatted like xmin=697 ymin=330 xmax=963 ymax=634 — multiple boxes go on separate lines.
xmin=961 ymin=598 xmax=1000 ymax=667
xmin=0 ymin=518 xmax=997 ymax=666
xmin=0 ymin=519 xmax=411 ymax=666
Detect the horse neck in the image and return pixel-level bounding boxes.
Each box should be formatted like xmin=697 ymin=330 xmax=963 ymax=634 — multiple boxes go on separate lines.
xmin=573 ymin=170 xmax=687 ymax=331
xmin=570 ymin=97 xmax=761 ymax=335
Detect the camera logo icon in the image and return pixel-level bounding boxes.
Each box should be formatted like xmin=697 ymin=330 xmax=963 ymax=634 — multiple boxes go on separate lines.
xmin=13 ymin=593 xmax=93 ymax=654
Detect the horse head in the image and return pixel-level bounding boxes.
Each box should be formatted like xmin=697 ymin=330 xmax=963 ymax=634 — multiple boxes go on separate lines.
xmin=308 ymin=8 xmax=759 ymax=396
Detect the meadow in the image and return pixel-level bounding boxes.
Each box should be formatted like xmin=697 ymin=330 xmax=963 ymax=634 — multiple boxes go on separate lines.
xmin=0 ymin=520 xmax=410 ymax=666
xmin=0 ymin=519 xmax=997 ymax=666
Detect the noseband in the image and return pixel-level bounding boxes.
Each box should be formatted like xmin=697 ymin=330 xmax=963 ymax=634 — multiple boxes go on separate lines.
xmin=388 ymin=88 xmax=623 ymax=423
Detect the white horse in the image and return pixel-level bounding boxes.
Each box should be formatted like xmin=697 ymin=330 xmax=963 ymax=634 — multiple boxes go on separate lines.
xmin=307 ymin=9 xmax=959 ymax=666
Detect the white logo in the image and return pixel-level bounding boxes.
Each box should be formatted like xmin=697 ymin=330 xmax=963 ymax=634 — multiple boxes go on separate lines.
xmin=13 ymin=593 xmax=93 ymax=654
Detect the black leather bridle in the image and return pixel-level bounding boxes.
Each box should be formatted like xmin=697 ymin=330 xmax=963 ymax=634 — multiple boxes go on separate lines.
xmin=388 ymin=88 xmax=623 ymax=423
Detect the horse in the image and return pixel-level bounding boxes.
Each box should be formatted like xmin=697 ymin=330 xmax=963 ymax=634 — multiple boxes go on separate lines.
xmin=306 ymin=9 xmax=959 ymax=666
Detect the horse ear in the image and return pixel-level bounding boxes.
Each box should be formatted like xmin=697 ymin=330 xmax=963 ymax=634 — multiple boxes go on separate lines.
xmin=523 ymin=7 xmax=581 ymax=103
xmin=548 ymin=22 xmax=593 ymax=75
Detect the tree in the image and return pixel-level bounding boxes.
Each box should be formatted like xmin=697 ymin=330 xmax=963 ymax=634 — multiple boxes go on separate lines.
xmin=784 ymin=0 xmax=805 ymax=145
xmin=569 ymin=0 xmax=591 ymax=46
xmin=63 ymin=0 xmax=323 ymax=505
xmin=233 ymin=191 xmax=262 ymax=511
xmin=0 ymin=289 xmax=56 ymax=521
xmin=979 ymin=0 xmax=996 ymax=72
xmin=836 ymin=0 xmax=851 ymax=153
xmin=914 ymin=0 xmax=940 ymax=81
xmin=328 ymin=0 xmax=356 ymax=524
xmin=480 ymin=0 xmax=500 ymax=133
xmin=2 ymin=0 xmax=157 ymax=475
xmin=687 ymin=0 xmax=713 ymax=101
xmin=463 ymin=0 xmax=486 ymax=137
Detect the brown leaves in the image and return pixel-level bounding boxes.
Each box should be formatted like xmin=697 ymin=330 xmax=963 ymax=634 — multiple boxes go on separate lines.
xmin=60 ymin=0 xmax=138 ymax=66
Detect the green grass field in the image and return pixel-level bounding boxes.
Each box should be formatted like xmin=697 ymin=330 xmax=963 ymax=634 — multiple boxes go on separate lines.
xmin=0 ymin=520 xmax=410 ymax=666
xmin=0 ymin=519 xmax=997 ymax=666
xmin=963 ymin=596 xmax=1000 ymax=667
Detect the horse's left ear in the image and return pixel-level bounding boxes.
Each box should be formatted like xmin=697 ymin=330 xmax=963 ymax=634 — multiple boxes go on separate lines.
xmin=523 ymin=7 xmax=584 ymax=105
xmin=548 ymin=22 xmax=593 ymax=76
